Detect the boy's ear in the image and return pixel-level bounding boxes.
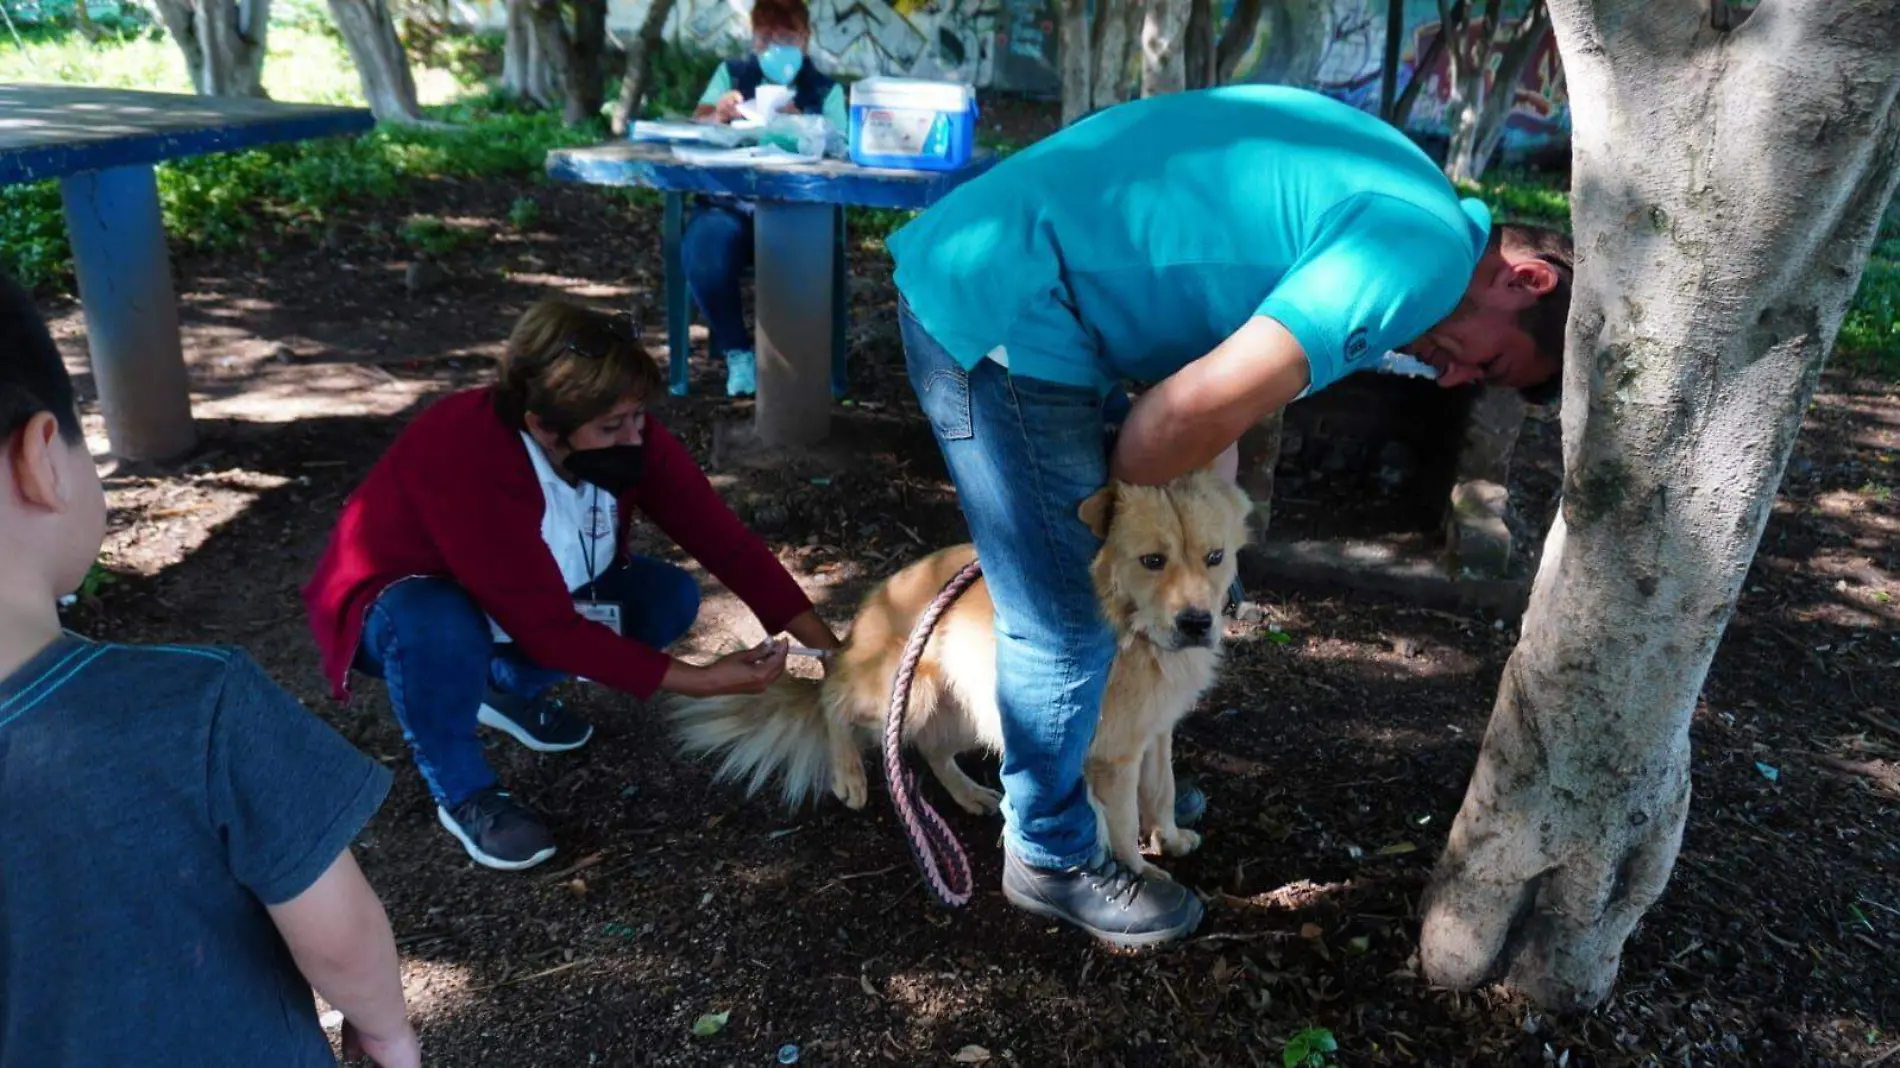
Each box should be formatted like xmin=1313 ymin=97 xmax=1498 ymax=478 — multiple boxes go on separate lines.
xmin=1078 ymin=484 xmax=1117 ymax=540
xmin=11 ymin=412 xmax=70 ymax=511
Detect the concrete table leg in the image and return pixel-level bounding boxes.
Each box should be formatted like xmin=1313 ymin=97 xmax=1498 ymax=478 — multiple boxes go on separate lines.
xmin=59 ymin=165 xmax=197 ymax=462
xmin=752 ymin=199 xmax=833 ymax=447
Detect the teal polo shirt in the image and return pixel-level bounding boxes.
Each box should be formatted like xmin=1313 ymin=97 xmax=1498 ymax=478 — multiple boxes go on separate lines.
xmin=886 ymin=84 xmax=1491 ymax=396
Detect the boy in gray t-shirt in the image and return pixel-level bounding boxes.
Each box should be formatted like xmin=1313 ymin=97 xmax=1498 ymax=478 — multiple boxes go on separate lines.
xmin=0 ymin=272 xmax=417 ymax=1067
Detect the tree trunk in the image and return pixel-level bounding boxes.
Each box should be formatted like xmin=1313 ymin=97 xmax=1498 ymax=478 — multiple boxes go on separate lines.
xmin=326 ymin=0 xmax=425 ymax=123
xmin=1253 ymin=0 xmax=1329 ymax=88
xmin=1213 ymin=0 xmax=1262 ymax=85
xmin=502 ymin=0 xmax=561 ymax=108
xmin=1140 ymin=0 xmax=1190 ymax=96
xmin=1058 ymin=0 xmax=1092 ymax=125
xmin=1091 ymin=0 xmax=1143 ymax=112
xmin=1380 ymin=0 xmax=1405 ymax=119
xmin=1391 ymin=1 xmax=1462 ymax=131
xmin=153 ymin=0 xmax=272 ymax=97
xmin=610 ymin=0 xmax=679 ymax=135
xmin=561 ymin=0 xmax=608 ymax=125
xmin=1418 ymin=0 xmax=1900 ymax=1013
xmin=1183 ymin=0 xmax=1216 ymax=91
xmin=1445 ymin=0 xmax=1550 ymax=182
xmin=1439 ymin=0 xmax=1497 ymax=183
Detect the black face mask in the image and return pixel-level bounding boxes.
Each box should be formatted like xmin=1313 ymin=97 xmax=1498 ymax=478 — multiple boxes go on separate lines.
xmin=564 ymin=443 xmax=645 ymax=496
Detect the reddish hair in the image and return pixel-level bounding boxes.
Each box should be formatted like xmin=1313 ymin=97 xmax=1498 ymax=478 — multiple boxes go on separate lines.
xmin=750 ymin=0 xmax=810 ymax=39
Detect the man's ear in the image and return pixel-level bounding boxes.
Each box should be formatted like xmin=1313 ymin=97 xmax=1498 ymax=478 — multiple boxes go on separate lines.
xmin=1078 ymin=484 xmax=1117 ymax=540
xmin=1504 ymin=258 xmax=1560 ymax=300
xmin=10 ymin=412 xmax=69 ymax=511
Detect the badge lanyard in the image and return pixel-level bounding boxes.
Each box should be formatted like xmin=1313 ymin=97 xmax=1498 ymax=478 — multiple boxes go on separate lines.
xmin=579 ymin=483 xmax=604 ymax=599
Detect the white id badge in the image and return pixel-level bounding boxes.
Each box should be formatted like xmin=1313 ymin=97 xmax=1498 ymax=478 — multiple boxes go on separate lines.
xmin=575 ymin=599 xmax=623 ymax=636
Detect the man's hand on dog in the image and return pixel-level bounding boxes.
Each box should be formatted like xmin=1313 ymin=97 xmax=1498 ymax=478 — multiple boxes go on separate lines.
xmin=664 ymin=639 xmax=789 ymax=697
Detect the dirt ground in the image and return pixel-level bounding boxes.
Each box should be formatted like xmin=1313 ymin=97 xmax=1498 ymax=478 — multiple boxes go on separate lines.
xmin=40 ymin=98 xmax=1900 ymax=1067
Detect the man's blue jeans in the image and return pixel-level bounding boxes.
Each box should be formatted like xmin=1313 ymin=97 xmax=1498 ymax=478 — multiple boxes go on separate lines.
xmin=681 ymin=201 xmax=755 ymax=359
xmin=900 ymin=299 xmax=1122 ymax=870
xmin=353 ymin=557 xmax=700 ymax=809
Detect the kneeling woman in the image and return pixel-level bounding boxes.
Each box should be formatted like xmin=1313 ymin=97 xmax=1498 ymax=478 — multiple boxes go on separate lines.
xmin=304 ymin=299 xmax=841 ymax=871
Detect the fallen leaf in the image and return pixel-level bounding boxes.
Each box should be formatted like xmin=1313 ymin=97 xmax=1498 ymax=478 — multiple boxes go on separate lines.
xmin=690 ymin=1010 xmax=730 ymax=1037
xmin=1376 ymin=841 xmax=1417 ymax=856
xmin=1300 ymin=923 xmax=1323 ymax=941
xmin=952 ymin=1046 xmax=991 ymax=1064
xmin=565 ymin=878 xmax=587 ymax=896
xmin=860 ymin=974 xmax=879 ymax=998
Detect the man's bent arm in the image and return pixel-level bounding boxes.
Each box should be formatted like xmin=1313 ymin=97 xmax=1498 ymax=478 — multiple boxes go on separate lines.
xmin=1109 ymin=316 xmax=1311 ymax=486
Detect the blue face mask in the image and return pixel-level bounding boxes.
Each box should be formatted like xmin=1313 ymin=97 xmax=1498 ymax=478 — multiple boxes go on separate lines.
xmin=759 ymin=43 xmax=804 ymax=85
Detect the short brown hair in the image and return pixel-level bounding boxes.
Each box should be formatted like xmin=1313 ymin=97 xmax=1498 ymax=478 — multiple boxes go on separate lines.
xmin=750 ymin=0 xmax=810 ymax=39
xmin=493 ymin=299 xmax=663 ymax=438
xmin=1498 ymin=223 xmax=1573 ymax=361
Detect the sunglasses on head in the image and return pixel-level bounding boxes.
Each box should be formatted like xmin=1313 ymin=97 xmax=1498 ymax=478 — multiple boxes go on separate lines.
xmin=562 ymin=306 xmax=646 ymax=360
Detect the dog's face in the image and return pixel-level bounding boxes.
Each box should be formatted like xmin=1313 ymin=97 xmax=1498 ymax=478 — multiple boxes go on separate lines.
xmin=1079 ymin=469 xmax=1253 ymax=652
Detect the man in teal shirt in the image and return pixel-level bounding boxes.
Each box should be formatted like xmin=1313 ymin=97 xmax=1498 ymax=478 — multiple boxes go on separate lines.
xmin=887 ymin=84 xmax=1571 ymax=948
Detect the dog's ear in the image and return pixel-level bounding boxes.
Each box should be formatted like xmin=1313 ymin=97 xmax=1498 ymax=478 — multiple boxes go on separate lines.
xmin=1078 ymin=484 xmax=1117 ymax=539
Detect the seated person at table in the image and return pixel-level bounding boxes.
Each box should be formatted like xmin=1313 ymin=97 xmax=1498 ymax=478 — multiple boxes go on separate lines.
xmin=686 ymin=0 xmax=848 ymax=397
xmin=303 ymin=298 xmax=842 ymax=872
xmin=0 ymin=270 xmax=418 ymax=1067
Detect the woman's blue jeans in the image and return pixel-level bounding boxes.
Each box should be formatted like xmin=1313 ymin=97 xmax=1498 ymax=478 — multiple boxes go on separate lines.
xmin=353 ymin=557 xmax=700 ymax=809
xmin=681 ymin=201 xmax=755 ymax=359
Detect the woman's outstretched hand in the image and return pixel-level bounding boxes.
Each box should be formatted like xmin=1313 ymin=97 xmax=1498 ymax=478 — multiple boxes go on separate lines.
xmin=664 ymin=639 xmax=788 ymax=697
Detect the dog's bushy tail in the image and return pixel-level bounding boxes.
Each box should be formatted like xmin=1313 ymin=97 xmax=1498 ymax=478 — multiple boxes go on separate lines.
xmin=664 ymin=676 xmax=834 ymax=809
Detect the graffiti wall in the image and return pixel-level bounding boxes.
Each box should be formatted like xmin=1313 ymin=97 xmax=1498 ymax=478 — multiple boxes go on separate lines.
xmin=453 ymin=0 xmax=1569 ymax=152
xmin=1235 ymin=0 xmax=1568 ymax=159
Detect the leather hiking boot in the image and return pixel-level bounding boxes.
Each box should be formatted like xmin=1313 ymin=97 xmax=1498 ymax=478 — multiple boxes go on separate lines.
xmin=1002 ymin=848 xmax=1203 ymax=949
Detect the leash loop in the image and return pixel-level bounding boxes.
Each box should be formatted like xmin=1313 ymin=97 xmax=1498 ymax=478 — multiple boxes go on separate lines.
xmin=883 ymin=557 xmax=984 ymax=908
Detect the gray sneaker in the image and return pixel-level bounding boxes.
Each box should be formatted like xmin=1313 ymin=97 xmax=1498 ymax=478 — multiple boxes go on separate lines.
xmin=1002 ymin=848 xmax=1204 ymax=949
xmin=477 ymin=687 xmax=594 ymax=753
xmin=438 ymin=787 xmax=557 ymax=871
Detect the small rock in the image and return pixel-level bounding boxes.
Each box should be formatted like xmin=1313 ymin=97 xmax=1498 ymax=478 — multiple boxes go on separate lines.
xmin=1394 ymin=637 xmax=1418 ymax=658
xmin=267 ymin=342 xmax=296 ymax=363
xmin=1235 ymin=601 xmax=1266 ymax=623
xmin=405 ymin=260 xmax=447 ymax=295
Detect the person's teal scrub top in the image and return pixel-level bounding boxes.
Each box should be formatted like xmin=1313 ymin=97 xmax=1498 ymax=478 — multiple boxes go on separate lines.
xmin=886 ymin=84 xmax=1492 ymax=396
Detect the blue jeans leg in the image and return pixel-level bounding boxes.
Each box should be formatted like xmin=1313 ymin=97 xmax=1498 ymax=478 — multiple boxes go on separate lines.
xmin=487 ymin=555 xmax=704 ymax=699
xmin=355 ymin=578 xmax=500 ymax=810
xmin=681 ymin=202 xmax=755 ymax=359
xmin=900 ymin=300 xmax=1117 ymax=871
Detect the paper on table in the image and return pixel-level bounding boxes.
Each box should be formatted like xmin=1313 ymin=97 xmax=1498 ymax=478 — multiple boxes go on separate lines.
xmin=669 ymin=143 xmax=824 ymax=167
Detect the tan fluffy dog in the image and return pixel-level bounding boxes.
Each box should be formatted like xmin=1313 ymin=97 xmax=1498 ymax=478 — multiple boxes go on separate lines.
xmin=665 ymin=468 xmax=1251 ymax=876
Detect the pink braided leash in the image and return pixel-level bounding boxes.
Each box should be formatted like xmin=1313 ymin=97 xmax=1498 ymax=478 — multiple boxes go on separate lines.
xmin=883 ymin=557 xmax=985 ymax=908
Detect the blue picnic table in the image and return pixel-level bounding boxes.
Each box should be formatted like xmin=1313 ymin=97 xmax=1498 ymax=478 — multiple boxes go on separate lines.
xmin=546 ymin=139 xmax=997 ymax=448
xmin=0 ymin=83 xmax=375 ymax=462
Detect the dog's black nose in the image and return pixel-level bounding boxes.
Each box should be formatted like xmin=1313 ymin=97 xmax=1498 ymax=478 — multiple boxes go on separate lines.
xmin=1175 ymin=609 xmax=1213 ymax=641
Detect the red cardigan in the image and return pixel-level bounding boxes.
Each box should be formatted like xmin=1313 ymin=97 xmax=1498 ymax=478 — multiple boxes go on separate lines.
xmin=303 ymin=387 xmax=815 ymax=702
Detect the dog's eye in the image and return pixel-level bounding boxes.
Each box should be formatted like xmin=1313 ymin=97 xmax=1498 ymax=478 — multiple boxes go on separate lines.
xmin=1139 ymin=553 xmax=1167 ymax=571
xmin=1204 ymin=549 xmax=1225 ymax=567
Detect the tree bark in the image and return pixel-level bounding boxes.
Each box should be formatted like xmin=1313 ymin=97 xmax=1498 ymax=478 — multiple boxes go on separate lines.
xmin=1439 ymin=0 xmax=1497 ymax=183
xmin=561 ymin=0 xmax=608 ymax=125
xmin=1391 ymin=1 xmax=1462 ymax=131
xmin=1253 ymin=0 xmax=1329 ymax=88
xmin=502 ymin=0 xmax=561 ymax=108
xmin=1183 ymin=0 xmax=1216 ymax=91
xmin=1058 ymin=0 xmax=1092 ymax=125
xmin=611 ymin=0 xmax=679 ymax=135
xmin=1445 ymin=0 xmax=1550 ymax=182
xmin=1380 ymin=0 xmax=1405 ymax=119
xmin=153 ymin=0 xmax=272 ymax=98
xmin=325 ymin=0 xmax=425 ymax=123
xmin=1418 ymin=0 xmax=1900 ymax=1013
xmin=1213 ymin=0 xmax=1262 ymax=85
xmin=1091 ymin=0 xmax=1143 ymax=112
xmin=1140 ymin=0 xmax=1191 ymax=96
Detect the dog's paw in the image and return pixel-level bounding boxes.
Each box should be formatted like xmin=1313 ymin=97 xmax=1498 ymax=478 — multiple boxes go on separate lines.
xmin=1157 ymin=827 xmax=1202 ymax=857
xmin=830 ymin=764 xmax=869 ymax=810
xmin=951 ymin=784 xmax=1003 ymax=816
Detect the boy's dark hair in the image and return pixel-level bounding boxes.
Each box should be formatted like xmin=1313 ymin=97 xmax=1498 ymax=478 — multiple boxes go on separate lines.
xmin=1496 ymin=222 xmax=1573 ymax=406
xmin=0 ymin=271 xmax=81 ymax=444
